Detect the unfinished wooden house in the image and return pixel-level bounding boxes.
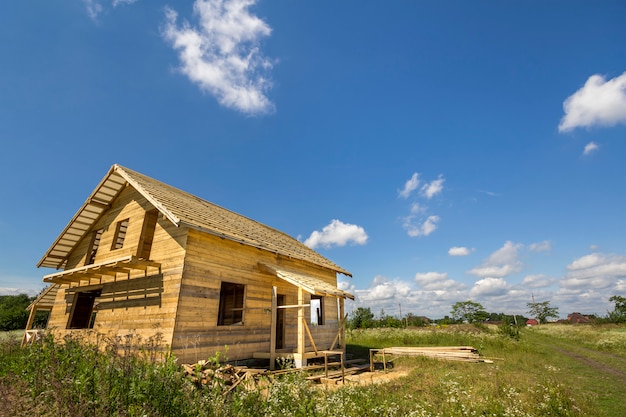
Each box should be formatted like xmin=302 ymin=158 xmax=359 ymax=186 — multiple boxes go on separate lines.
xmin=27 ymin=164 xmax=353 ymax=368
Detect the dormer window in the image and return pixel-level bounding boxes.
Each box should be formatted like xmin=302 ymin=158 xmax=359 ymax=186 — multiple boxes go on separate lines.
xmin=111 ymin=219 xmax=129 ymax=250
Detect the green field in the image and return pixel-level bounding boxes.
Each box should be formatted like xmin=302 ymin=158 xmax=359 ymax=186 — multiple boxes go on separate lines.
xmin=1 ymin=324 xmax=624 ymax=416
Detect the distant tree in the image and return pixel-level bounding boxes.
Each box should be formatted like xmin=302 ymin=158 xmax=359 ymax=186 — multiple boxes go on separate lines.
xmin=527 ymin=300 xmax=559 ymax=324
xmin=348 ymin=307 xmax=374 ymax=329
xmin=0 ymin=294 xmax=32 ymax=331
xmin=405 ymin=313 xmax=427 ymax=327
xmin=450 ymin=301 xmax=488 ymax=324
xmin=608 ymin=295 xmax=626 ymax=323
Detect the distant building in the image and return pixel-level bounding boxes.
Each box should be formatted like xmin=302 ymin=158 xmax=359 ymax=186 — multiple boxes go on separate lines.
xmin=567 ymin=312 xmax=591 ymax=324
xmin=526 ymin=319 xmax=539 ymax=326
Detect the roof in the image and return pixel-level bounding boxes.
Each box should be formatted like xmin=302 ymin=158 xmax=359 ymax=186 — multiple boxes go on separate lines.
xmin=260 ymin=263 xmax=354 ymax=300
xmin=38 ymin=164 xmax=351 ymax=277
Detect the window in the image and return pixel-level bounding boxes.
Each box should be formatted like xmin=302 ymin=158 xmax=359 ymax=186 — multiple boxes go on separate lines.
xmin=310 ymin=295 xmax=324 ymax=325
xmin=67 ymin=290 xmax=101 ymax=329
xmin=85 ymin=229 xmax=103 ymax=265
xmin=218 ymin=282 xmax=245 ymax=325
xmin=111 ymin=219 xmax=129 ymax=250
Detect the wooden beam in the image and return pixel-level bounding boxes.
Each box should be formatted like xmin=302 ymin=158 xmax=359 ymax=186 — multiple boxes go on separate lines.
xmin=269 ymin=286 xmax=277 ymax=371
xmin=296 ymin=286 xmax=305 ymax=367
xmin=339 ymin=298 xmax=345 ymax=350
xmin=302 ymin=318 xmax=318 ymax=355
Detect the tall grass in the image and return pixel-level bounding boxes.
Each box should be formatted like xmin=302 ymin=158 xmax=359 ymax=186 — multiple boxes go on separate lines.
xmin=0 ymin=326 xmax=604 ymax=416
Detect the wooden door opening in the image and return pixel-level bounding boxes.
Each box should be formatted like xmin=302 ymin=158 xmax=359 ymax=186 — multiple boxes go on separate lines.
xmin=276 ymin=294 xmax=285 ymax=350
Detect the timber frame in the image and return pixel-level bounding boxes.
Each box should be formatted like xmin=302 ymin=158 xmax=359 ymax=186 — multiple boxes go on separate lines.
xmin=27 ymin=164 xmax=353 ymax=367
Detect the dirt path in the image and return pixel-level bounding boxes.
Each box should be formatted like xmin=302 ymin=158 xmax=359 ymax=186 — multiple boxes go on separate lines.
xmin=553 ymin=346 xmax=626 ymax=385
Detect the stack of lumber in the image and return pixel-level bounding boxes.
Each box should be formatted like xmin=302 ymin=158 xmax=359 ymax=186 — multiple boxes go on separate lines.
xmin=381 ymin=346 xmax=481 ymax=362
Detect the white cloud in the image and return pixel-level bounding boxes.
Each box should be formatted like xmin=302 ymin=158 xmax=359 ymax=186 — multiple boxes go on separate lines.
xmin=337 ymin=280 xmax=356 ymax=295
xmin=399 ymin=173 xmax=420 ymax=198
xmin=0 ymin=287 xmax=39 ymax=296
xmin=83 ymin=0 xmax=103 ymax=20
xmin=162 ymin=0 xmax=275 ymax=115
xmin=415 ymin=271 xmax=465 ymax=291
xmin=409 ymin=202 xmax=425 ymax=215
xmin=566 ymin=253 xmax=606 ymax=271
xmin=448 ymin=246 xmax=473 ymax=256
xmin=470 ymin=277 xmax=510 ymax=297
xmin=521 ymin=274 xmax=554 ymax=288
xmin=359 ymin=276 xmax=412 ymax=302
xmin=559 ymin=72 xmax=626 ymax=132
xmin=468 ymin=241 xmax=524 ymax=278
xmin=113 ymin=0 xmax=138 ymax=6
xmin=421 ymin=175 xmax=445 ymax=199
xmin=403 ymin=214 xmax=439 ymax=237
xmin=303 ymin=219 xmax=368 ymax=249
xmin=583 ymin=141 xmax=599 ymax=156
xmin=528 ymin=240 xmax=551 ymax=252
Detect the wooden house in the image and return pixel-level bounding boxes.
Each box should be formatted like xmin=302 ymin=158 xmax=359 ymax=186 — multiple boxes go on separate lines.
xmin=26 ymin=164 xmax=353 ymax=368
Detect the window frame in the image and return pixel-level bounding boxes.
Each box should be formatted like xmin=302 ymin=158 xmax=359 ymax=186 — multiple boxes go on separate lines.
xmin=67 ymin=290 xmax=101 ymax=329
xmin=310 ymin=294 xmax=324 ymax=325
xmin=85 ymin=229 xmax=103 ymax=265
xmin=111 ymin=218 xmax=130 ymax=250
xmin=217 ymin=282 xmax=245 ymax=326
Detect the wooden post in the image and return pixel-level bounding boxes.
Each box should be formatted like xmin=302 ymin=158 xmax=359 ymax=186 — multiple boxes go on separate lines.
xmin=21 ymin=307 xmax=37 ymax=347
xmin=339 ymin=297 xmax=345 ymax=351
xmin=269 ymin=286 xmax=277 ymax=371
xmin=295 ymin=286 xmax=306 ymax=368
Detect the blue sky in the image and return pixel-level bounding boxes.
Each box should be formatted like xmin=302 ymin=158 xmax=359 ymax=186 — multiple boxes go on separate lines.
xmin=1 ymin=1 xmax=626 ymax=319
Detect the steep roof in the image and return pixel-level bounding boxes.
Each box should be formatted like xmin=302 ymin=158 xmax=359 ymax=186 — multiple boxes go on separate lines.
xmin=38 ymin=164 xmax=351 ymax=276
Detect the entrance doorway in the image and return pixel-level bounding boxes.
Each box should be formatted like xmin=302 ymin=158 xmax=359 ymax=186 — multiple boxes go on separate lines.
xmin=275 ymin=294 xmax=285 ymax=349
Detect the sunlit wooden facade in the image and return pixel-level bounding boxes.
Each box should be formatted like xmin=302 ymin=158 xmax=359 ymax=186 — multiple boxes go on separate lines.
xmin=28 ymin=165 xmax=353 ymax=367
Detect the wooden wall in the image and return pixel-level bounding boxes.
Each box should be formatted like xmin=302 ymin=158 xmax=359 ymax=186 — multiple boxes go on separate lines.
xmin=46 ymin=186 xmax=187 ymax=349
xmin=172 ymin=229 xmax=342 ymax=364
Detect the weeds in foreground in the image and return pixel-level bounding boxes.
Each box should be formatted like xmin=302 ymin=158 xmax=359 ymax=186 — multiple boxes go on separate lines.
xmin=0 ymin=328 xmax=595 ymax=416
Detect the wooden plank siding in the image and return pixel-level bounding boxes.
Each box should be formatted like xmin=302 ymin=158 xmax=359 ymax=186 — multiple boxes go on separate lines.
xmin=171 ymin=229 xmax=341 ymax=363
xmin=46 ymin=186 xmax=187 ymax=350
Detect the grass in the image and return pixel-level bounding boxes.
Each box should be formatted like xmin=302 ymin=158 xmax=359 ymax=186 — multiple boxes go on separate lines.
xmin=1 ymin=324 xmax=624 ymax=416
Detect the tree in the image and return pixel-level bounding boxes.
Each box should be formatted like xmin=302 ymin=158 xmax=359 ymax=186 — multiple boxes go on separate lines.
xmin=348 ymin=307 xmax=374 ymax=329
xmin=608 ymin=295 xmax=626 ymax=323
xmin=450 ymin=300 xmax=488 ymax=324
xmin=527 ymin=300 xmax=559 ymax=324
xmin=0 ymin=294 xmax=32 ymax=331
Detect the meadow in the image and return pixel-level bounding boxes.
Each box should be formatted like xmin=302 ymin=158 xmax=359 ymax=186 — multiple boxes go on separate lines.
xmin=1 ymin=324 xmax=624 ymax=416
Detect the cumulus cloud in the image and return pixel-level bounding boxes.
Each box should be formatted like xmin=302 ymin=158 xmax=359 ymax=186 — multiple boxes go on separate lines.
xmin=303 ymin=219 xmax=368 ymax=249
xmin=403 ymin=215 xmax=439 ymax=237
xmin=528 ymin=240 xmax=551 ymax=252
xmin=421 ymin=175 xmax=445 ymax=199
xmin=583 ymin=141 xmax=599 ymax=156
xmin=468 ymin=241 xmax=524 ymax=278
xmin=448 ymin=246 xmax=473 ymax=256
xmin=415 ymin=272 xmax=465 ymax=291
xmin=563 ymin=253 xmax=626 ymax=290
xmin=521 ymin=274 xmax=554 ymax=288
xmin=162 ymin=0 xmax=275 ymax=115
xmin=559 ymin=72 xmax=626 ymax=132
xmin=399 ymin=173 xmax=420 ymax=198
xmin=359 ymin=275 xmax=412 ymax=301
xmin=469 ymin=277 xmax=510 ymax=297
